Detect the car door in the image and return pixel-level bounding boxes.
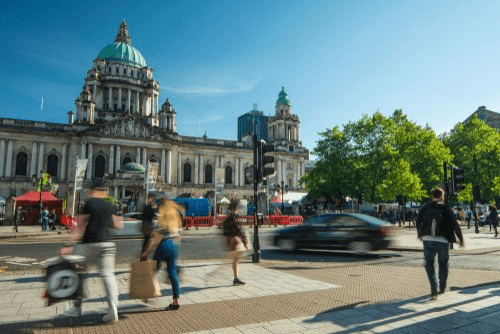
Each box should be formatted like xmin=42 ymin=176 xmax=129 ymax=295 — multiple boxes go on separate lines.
xmin=313 ymin=214 xmax=348 ymax=248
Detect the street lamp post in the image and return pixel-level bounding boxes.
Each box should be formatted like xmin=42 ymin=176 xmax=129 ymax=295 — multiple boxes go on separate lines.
xmin=32 ymin=171 xmax=53 ymax=227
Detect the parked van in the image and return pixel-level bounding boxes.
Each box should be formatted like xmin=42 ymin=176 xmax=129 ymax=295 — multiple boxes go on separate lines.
xmin=173 ymin=198 xmax=210 ymax=217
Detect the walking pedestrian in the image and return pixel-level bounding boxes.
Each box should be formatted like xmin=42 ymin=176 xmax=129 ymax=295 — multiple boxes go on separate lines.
xmin=466 ymin=208 xmax=472 ymax=229
xmin=222 ymin=198 xmax=248 ymax=286
xmin=41 ymin=207 xmax=49 ymax=232
xmin=141 ymin=193 xmax=158 ymax=255
xmin=141 ymin=198 xmax=184 ymax=310
xmin=487 ymin=205 xmax=499 ymax=237
xmin=416 ymin=188 xmax=464 ymax=300
xmin=62 ymin=181 xmax=122 ymax=323
xmin=14 ymin=208 xmax=20 ymax=233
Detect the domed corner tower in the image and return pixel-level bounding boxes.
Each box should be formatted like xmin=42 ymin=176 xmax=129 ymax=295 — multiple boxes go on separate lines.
xmin=268 ymin=87 xmax=301 ymax=150
xmin=158 ymin=98 xmax=177 ymax=133
xmin=75 ymin=20 xmax=160 ymax=125
xmin=74 ymin=85 xmax=96 ymax=124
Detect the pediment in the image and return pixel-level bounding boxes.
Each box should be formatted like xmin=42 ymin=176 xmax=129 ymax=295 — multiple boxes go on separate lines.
xmin=81 ymin=116 xmax=164 ymax=140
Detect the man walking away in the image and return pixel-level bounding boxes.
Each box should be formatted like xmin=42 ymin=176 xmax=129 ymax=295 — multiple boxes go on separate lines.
xmin=487 ymin=205 xmax=499 ymax=237
xmin=62 ymin=181 xmax=121 ymax=323
xmin=416 ymin=188 xmax=464 ymax=300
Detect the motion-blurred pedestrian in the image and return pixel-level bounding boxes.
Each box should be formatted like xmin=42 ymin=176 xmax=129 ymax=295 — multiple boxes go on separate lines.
xmin=222 ymin=198 xmax=248 ymax=286
xmin=487 ymin=205 xmax=499 ymax=237
xmin=141 ymin=198 xmax=184 ymax=310
xmin=62 ymin=182 xmax=122 ymax=323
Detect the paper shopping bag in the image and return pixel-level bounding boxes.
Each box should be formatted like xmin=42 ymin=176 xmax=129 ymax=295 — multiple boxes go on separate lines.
xmin=129 ymin=260 xmax=157 ymax=299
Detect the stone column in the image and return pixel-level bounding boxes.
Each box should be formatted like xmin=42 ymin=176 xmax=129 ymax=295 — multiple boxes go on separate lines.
xmin=86 ymin=143 xmax=93 ymax=179
xmin=142 ymin=147 xmax=147 ymax=166
xmin=109 ymin=145 xmax=115 ymax=174
xmin=80 ymin=143 xmax=86 ymax=160
xmin=108 ymin=86 xmax=113 ymax=110
xmin=61 ymin=144 xmax=67 ymax=180
xmin=235 ymin=157 xmax=239 ymax=186
xmin=5 ymin=140 xmax=14 ymax=178
xmin=161 ymin=149 xmax=166 ymax=182
xmin=142 ymin=97 xmax=147 ymax=116
xmin=121 ymin=187 xmax=126 ymax=198
xmin=99 ymin=89 xmax=104 ymax=110
xmin=114 ymin=187 xmax=118 ymax=199
xmin=178 ymin=152 xmax=182 ymax=184
xmin=199 ymin=154 xmax=204 ymax=184
xmin=127 ymin=89 xmax=131 ymax=113
xmin=0 ymin=139 xmax=5 ymax=177
xmin=136 ymin=91 xmax=140 ymax=113
xmin=37 ymin=142 xmax=44 ymax=176
xmin=136 ymin=147 xmax=141 ymax=164
xmin=150 ymin=93 xmax=154 ymax=115
xmin=30 ymin=142 xmax=37 ymax=177
xmin=167 ymin=149 xmax=171 ymax=184
xmin=118 ymin=88 xmax=122 ymax=111
xmin=156 ymin=94 xmax=159 ymax=115
xmin=194 ymin=154 xmax=199 ymax=185
xmin=115 ymin=146 xmax=121 ymax=171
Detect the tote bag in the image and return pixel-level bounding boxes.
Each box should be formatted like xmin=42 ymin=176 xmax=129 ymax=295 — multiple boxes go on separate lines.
xmin=129 ymin=260 xmax=158 ymax=299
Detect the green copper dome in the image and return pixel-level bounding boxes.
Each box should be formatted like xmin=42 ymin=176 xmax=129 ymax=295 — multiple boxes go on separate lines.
xmin=276 ymin=87 xmax=291 ymax=106
xmin=96 ymin=21 xmax=147 ymax=68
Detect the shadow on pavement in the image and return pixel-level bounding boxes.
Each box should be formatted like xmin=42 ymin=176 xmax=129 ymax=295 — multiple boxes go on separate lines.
xmin=302 ymin=283 xmax=500 ymax=333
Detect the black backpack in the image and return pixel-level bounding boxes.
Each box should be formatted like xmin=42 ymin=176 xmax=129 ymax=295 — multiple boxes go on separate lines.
xmin=422 ymin=204 xmax=445 ymax=237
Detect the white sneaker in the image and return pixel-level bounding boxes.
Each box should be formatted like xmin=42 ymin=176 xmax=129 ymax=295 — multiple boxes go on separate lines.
xmin=103 ymin=304 xmax=118 ymax=323
xmin=64 ymin=306 xmax=82 ymax=317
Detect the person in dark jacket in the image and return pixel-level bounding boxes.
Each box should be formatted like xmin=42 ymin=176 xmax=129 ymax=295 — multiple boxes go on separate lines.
xmin=222 ymin=198 xmax=248 ymax=286
xmin=487 ymin=205 xmax=499 ymax=237
xmin=416 ymin=188 xmax=464 ymax=300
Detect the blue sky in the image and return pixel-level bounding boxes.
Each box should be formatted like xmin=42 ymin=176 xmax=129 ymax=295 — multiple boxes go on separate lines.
xmin=2 ymin=0 xmax=500 ymax=159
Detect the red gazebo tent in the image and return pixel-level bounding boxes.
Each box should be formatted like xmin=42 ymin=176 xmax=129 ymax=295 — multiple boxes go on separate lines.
xmin=15 ymin=191 xmax=63 ymax=225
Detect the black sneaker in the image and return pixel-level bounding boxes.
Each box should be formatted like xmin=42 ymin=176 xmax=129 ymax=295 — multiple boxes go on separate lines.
xmin=233 ymin=278 xmax=246 ymax=285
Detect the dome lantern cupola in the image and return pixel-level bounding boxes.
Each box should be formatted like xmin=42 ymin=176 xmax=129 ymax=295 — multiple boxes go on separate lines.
xmin=276 ymin=87 xmax=291 ymax=106
xmin=114 ymin=20 xmax=132 ymax=45
xmin=96 ymin=20 xmax=147 ymax=68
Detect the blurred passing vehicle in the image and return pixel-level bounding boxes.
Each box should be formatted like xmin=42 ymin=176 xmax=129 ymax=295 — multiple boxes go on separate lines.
xmin=273 ymin=213 xmax=393 ymax=254
xmin=109 ymin=212 xmax=143 ymax=238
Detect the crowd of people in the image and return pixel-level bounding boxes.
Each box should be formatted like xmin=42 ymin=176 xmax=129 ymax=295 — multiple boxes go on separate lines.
xmin=58 ymin=183 xmax=249 ymax=323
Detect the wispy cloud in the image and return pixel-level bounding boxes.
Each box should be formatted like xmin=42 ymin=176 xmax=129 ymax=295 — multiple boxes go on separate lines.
xmin=160 ymin=72 xmax=261 ymax=96
xmin=10 ymin=46 xmax=88 ymax=73
xmin=182 ymin=115 xmax=224 ymax=125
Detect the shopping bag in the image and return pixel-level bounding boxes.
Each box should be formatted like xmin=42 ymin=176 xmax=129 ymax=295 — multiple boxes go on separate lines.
xmin=129 ymin=260 xmax=157 ymax=299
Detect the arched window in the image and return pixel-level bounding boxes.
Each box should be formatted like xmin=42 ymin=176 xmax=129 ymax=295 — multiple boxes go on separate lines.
xmin=244 ymin=167 xmax=252 ymax=185
xmin=15 ymin=152 xmax=28 ymax=176
xmin=205 ymin=164 xmax=213 ymax=184
xmin=183 ymin=163 xmax=192 ymax=183
xmin=225 ymin=165 xmax=233 ymax=184
xmin=122 ymin=157 xmax=132 ymax=167
xmin=47 ymin=154 xmax=58 ymax=177
xmin=95 ymin=155 xmax=105 ymax=178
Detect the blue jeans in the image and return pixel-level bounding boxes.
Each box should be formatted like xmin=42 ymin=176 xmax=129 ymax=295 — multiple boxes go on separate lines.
xmin=42 ymin=219 xmax=49 ymax=231
xmin=423 ymin=240 xmax=449 ymax=295
xmin=154 ymin=239 xmax=180 ymax=299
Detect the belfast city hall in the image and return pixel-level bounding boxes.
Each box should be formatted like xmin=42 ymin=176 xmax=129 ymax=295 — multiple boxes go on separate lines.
xmin=0 ymin=21 xmax=309 ymax=215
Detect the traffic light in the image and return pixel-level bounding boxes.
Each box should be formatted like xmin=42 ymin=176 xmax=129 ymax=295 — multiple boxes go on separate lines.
xmin=451 ymin=167 xmax=465 ymax=194
xmin=358 ymin=192 xmax=364 ymax=204
xmin=257 ymin=140 xmax=275 ymax=184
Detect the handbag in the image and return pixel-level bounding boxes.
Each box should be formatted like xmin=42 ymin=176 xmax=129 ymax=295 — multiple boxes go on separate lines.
xmin=129 ymin=260 xmax=159 ymax=299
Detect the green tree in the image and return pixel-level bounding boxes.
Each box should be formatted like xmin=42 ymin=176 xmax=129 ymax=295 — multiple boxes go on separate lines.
xmin=445 ymin=115 xmax=500 ymax=203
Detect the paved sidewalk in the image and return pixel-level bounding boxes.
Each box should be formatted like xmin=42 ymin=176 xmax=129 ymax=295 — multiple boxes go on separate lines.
xmin=1 ymin=259 xmax=500 ymax=333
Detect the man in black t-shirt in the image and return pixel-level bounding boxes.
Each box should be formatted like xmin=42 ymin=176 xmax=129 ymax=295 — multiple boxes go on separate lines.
xmin=63 ymin=182 xmax=120 ymax=323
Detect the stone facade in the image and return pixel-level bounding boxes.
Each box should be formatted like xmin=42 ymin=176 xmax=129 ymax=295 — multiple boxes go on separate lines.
xmin=0 ymin=21 xmax=308 ymax=215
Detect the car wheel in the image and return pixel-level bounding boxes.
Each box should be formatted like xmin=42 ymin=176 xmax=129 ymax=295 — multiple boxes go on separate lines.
xmin=348 ymin=241 xmax=373 ymax=254
xmin=277 ymin=238 xmax=296 ymax=251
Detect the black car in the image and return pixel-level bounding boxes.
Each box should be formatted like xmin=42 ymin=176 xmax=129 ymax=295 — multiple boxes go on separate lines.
xmin=273 ymin=213 xmax=393 ymax=253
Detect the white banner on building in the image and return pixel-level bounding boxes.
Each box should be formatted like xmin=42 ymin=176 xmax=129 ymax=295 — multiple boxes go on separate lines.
xmin=215 ymin=168 xmax=224 ymax=193
xmin=146 ymin=162 xmax=159 ymax=192
xmin=75 ymin=159 xmax=88 ymax=191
